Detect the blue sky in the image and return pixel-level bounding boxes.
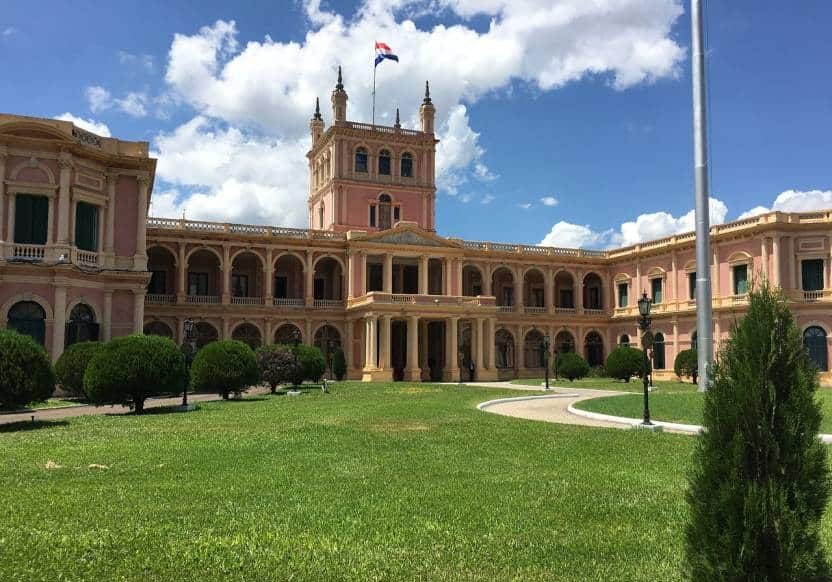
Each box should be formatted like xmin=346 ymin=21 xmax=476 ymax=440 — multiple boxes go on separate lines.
xmin=1 ymin=1 xmax=830 ymax=248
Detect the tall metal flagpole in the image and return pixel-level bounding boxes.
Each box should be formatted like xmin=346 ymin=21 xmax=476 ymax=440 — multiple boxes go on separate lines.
xmin=692 ymin=0 xmax=713 ymax=392
xmin=372 ymin=62 xmax=376 ymax=126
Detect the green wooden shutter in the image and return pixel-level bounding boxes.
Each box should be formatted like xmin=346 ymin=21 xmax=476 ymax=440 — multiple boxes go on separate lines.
xmin=14 ymin=195 xmax=48 ymax=244
xmin=651 ymin=278 xmax=662 ymax=304
xmin=75 ymin=202 xmax=99 ymax=251
xmin=734 ymin=265 xmax=748 ymax=295
xmin=802 ymin=260 xmax=824 ymax=291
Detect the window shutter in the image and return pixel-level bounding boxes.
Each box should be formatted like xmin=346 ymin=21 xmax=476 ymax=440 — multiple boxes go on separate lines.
xmin=75 ymin=202 xmax=99 ymax=251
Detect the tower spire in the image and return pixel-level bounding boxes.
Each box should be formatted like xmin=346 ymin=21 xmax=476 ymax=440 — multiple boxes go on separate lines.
xmin=313 ymin=97 xmax=322 ymax=121
xmin=423 ymin=80 xmax=432 ymax=104
xmin=336 ymin=65 xmax=343 ymax=90
xmin=394 ymin=107 xmax=401 ymax=128
xmin=331 ymin=65 xmax=348 ymax=123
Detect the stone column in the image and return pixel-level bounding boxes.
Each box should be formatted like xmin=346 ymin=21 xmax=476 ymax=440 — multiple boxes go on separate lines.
xmin=222 ymin=245 xmax=231 ymax=304
xmin=0 ymin=147 xmax=6 ymax=245
xmin=51 ymin=285 xmax=67 ymax=362
xmin=5 ymin=193 xmax=14 ymax=249
xmin=712 ymin=245 xmax=721 ymax=297
xmin=445 ymin=316 xmax=460 ymax=381
xmin=576 ymin=269 xmax=584 ymax=314
xmin=134 ymin=175 xmax=149 ymax=269
xmin=484 ymin=263 xmax=493 ymax=297
xmin=383 ymin=253 xmax=393 ymax=293
xmin=46 ymin=198 xmax=55 ymax=246
xmin=345 ymin=318 xmax=355 ymax=377
xmin=516 ymin=268 xmax=524 ymax=310
xmin=177 ymin=244 xmax=187 ymax=302
xmin=265 ymin=319 xmax=273 ymax=346
xmin=56 ymin=154 xmax=72 ymax=247
xmin=347 ymin=251 xmax=356 ymax=298
xmin=772 ymin=235 xmax=781 ymax=287
xmin=379 ymin=314 xmax=392 ymax=371
xmin=761 ymin=237 xmax=769 ymax=279
xmin=455 ymin=258 xmax=463 ymax=296
xmin=672 ymin=320 xmax=679 ymax=365
xmin=359 ymin=251 xmax=367 ymax=296
xmin=405 ymin=315 xmax=420 ymax=381
xmin=265 ymin=248 xmax=274 ymax=301
xmin=222 ymin=318 xmax=230 ymax=340
xmin=304 ymin=250 xmax=314 ymax=307
xmin=474 ymin=318 xmax=484 ymax=378
xmin=103 ymin=291 xmax=113 ymax=342
xmin=487 ymin=318 xmax=496 ymax=370
xmin=419 ymin=256 xmax=429 ymax=295
xmin=133 ymin=289 xmax=146 ymax=334
xmin=788 ymin=237 xmax=796 ymax=290
xmin=545 ymin=267 xmax=554 ymax=313
xmin=105 ymin=172 xmax=117 ymax=266
xmin=670 ymin=250 xmax=678 ymax=303
xmin=443 ymin=258 xmax=452 ymax=295
xmin=635 ymin=260 xmax=641 ymax=298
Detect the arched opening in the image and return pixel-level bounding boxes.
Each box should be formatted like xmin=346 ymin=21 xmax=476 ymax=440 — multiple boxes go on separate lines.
xmin=7 ymin=301 xmax=46 ymax=345
xmin=583 ymin=273 xmax=603 ymax=310
xmin=554 ymin=271 xmax=575 ymax=309
xmin=273 ymin=254 xmax=305 ymax=305
xmin=400 ymin=152 xmax=413 ymax=177
xmin=232 ymin=323 xmax=262 ymax=350
xmin=495 ymin=328 xmax=515 ymax=369
xmin=147 ymin=246 xmax=176 ymax=297
xmin=804 ymin=326 xmax=828 ymax=372
xmin=187 ymin=249 xmax=221 ymax=300
xmin=144 ymin=320 xmax=173 ymax=338
xmin=378 ymin=194 xmax=392 ymax=230
xmin=314 ymin=325 xmax=342 ymax=377
xmin=231 ymin=252 xmax=263 ymax=301
xmin=619 ymin=334 xmax=630 ymax=348
xmin=66 ymin=303 xmax=99 ymax=345
xmin=555 ymin=331 xmax=575 ymax=355
xmin=492 ymin=267 xmax=515 ymax=308
xmin=195 ymin=322 xmax=218 ymax=349
xmin=524 ymin=329 xmax=545 ymax=369
xmin=653 ymin=332 xmax=666 ymax=369
xmin=523 ymin=269 xmax=545 ymax=309
xmin=275 ymin=323 xmax=302 ymax=345
xmin=313 ymin=257 xmax=343 ymax=301
xmin=462 ymin=265 xmax=483 ymax=297
xmin=354 ymin=147 xmax=368 ymax=173
xmin=584 ymin=331 xmax=604 ymax=367
xmin=378 ymin=149 xmax=391 ymax=175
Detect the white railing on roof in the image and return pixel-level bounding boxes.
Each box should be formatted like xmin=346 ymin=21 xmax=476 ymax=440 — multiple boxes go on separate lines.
xmin=147 ymin=217 xmax=347 ymax=241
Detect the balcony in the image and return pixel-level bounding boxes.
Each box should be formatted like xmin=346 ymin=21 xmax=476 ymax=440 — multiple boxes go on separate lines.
xmin=313 ymin=299 xmax=345 ymax=309
xmin=186 ymin=295 xmax=221 ymax=304
xmin=554 ymin=307 xmax=577 ymax=315
xmin=146 ymin=294 xmax=175 ymax=305
xmin=584 ymin=308 xmax=606 ymax=317
xmin=497 ymin=305 xmax=515 ymax=313
xmin=272 ymin=297 xmax=304 ymax=308
xmin=72 ymin=248 xmax=99 ymax=267
xmin=524 ymin=306 xmax=547 ymax=314
xmin=10 ymin=244 xmax=46 ymax=261
xmin=802 ymin=290 xmax=827 ymax=302
xmin=231 ymin=296 xmax=265 ymax=306
xmin=348 ymin=292 xmax=497 ymax=311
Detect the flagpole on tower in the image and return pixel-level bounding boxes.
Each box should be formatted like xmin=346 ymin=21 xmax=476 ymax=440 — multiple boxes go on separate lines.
xmin=372 ymin=61 xmax=377 ymax=126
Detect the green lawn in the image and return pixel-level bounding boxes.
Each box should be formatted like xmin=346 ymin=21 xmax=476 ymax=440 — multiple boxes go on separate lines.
xmin=1 ymin=381 xmax=831 ymax=581
xmin=575 ymin=389 xmax=832 ymax=433
xmin=512 ymin=377 xmax=697 ymax=393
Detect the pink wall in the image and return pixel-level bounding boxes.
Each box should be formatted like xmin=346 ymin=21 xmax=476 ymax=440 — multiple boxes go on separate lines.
xmin=115 ymin=176 xmax=138 ymax=257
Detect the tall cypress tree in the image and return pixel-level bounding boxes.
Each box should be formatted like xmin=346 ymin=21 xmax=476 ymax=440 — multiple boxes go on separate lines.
xmin=685 ymin=284 xmax=831 ymax=580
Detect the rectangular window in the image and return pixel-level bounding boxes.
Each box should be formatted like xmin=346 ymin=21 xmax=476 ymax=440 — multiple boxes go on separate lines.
xmin=559 ymin=289 xmax=574 ymax=309
xmin=274 ymin=276 xmax=288 ymax=298
xmin=74 ymin=202 xmax=99 ymax=252
xmin=617 ymin=283 xmax=628 ymax=308
xmin=734 ymin=264 xmax=749 ymax=295
xmin=369 ymin=205 xmax=376 ymax=227
xmin=355 ymin=151 xmax=368 ymax=173
xmin=802 ymin=259 xmax=824 ymax=291
xmin=14 ymin=194 xmax=48 ymax=245
xmin=188 ymin=272 xmax=209 ymax=296
xmin=651 ymin=277 xmax=663 ymax=304
xmin=393 ymin=206 xmax=400 ymax=222
xmin=314 ymin=278 xmax=325 ymax=300
xmin=148 ymin=270 xmax=167 ymax=294
xmin=231 ymin=274 xmax=248 ymax=297
xmin=688 ymin=272 xmax=696 ymax=300
xmin=378 ymin=155 xmax=391 ymax=175
xmin=401 ymin=156 xmax=413 ymax=178
xmin=367 ymin=263 xmax=383 ymax=292
xmin=532 ymin=288 xmax=544 ymax=307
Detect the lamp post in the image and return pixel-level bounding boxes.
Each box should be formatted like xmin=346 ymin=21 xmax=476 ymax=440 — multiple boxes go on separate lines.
xmin=637 ymin=292 xmax=655 ymax=428
xmin=542 ymin=334 xmax=551 ymax=391
xmin=181 ymin=318 xmax=196 ymax=410
xmin=291 ymin=328 xmax=301 ymax=392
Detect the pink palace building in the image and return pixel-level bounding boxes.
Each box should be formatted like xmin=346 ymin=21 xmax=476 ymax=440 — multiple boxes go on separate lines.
xmin=2 ymin=71 xmax=832 ymax=384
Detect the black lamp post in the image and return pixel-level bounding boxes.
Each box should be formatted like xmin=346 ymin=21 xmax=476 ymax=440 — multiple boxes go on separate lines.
xmin=182 ymin=318 xmax=196 ymax=408
xmin=291 ymin=328 xmax=301 ymax=390
xmin=637 ymin=292 xmax=653 ymax=427
xmin=542 ymin=334 xmax=551 ymax=391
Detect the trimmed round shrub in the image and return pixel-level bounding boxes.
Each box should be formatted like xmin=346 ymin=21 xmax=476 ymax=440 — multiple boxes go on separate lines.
xmin=84 ymin=334 xmax=187 ymax=413
xmin=297 ymin=344 xmax=326 ymax=383
xmin=606 ymin=346 xmax=645 ymax=382
xmin=55 ymin=341 xmax=102 ymax=397
xmin=192 ymin=340 xmax=259 ymax=399
xmin=255 ymin=344 xmax=294 ymax=393
xmin=0 ymin=328 xmax=55 ymax=409
xmin=331 ymin=347 xmax=346 ymax=381
xmin=674 ymin=349 xmax=698 ymax=383
xmin=555 ymin=352 xmax=590 ymax=381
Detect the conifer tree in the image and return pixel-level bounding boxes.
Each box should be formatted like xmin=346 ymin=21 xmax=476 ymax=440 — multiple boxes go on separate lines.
xmin=685 ymin=284 xmax=831 ymax=580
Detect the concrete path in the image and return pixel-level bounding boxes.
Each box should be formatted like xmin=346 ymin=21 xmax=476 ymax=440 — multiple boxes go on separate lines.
xmin=0 ymin=386 xmax=272 ymax=426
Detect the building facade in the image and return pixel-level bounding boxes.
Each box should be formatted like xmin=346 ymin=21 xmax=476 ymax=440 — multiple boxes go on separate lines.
xmin=2 ymin=73 xmax=832 ymax=384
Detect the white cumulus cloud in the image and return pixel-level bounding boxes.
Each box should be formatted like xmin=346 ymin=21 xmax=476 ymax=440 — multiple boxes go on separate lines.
xmin=54 ymin=113 xmax=111 ymax=137
xmin=540 ymin=196 xmax=559 ymax=207
xmin=738 ymin=189 xmax=832 ymax=219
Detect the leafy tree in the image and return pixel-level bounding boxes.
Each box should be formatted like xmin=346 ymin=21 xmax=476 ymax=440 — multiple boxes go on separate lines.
xmin=255 ymin=344 xmax=294 ymax=393
xmin=297 ymin=344 xmax=326 ymax=383
xmin=0 ymin=328 xmax=55 ymax=409
xmin=55 ymin=341 xmax=102 ymax=397
xmin=674 ymin=349 xmax=698 ymax=383
xmin=556 ymin=352 xmax=590 ymax=381
xmin=192 ymin=340 xmax=259 ymax=399
xmin=84 ymin=335 xmax=187 ymax=413
xmin=685 ymin=284 xmax=831 ymax=580
xmin=605 ymin=346 xmax=645 ymax=382
xmin=331 ymin=347 xmax=347 ymax=381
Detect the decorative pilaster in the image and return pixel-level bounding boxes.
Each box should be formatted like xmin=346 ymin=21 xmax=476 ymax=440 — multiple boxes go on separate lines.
xmin=134 ymin=174 xmax=149 ymax=269
xmin=52 ymin=285 xmax=67 ymax=362
xmin=105 ymin=172 xmax=118 ymax=266
xmin=133 ymin=289 xmax=146 ymax=334
xmin=222 ymin=245 xmax=231 ymax=304
xmin=0 ymin=146 xmax=7 ymax=244
xmin=56 ymin=154 xmax=73 ymax=253
xmin=103 ymin=291 xmax=113 ymax=342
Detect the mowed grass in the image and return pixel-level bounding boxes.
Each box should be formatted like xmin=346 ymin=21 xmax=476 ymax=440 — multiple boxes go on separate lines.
xmin=1 ymin=382 xmax=831 ymax=581
xmin=512 ymin=377 xmax=696 ymax=393
xmin=575 ymin=388 xmax=832 ymax=433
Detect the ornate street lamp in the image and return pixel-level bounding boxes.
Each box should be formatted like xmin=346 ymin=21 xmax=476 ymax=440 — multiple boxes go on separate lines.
xmin=542 ymin=333 xmax=551 ymax=391
xmin=637 ymin=292 xmax=655 ymax=428
xmin=291 ymin=328 xmax=302 ymax=391
xmin=181 ymin=318 xmax=196 ymax=410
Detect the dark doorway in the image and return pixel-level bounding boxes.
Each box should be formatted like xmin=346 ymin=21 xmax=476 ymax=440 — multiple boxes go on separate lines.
xmin=427 ymin=321 xmax=445 ymax=381
xmin=391 ymin=320 xmax=407 ymax=381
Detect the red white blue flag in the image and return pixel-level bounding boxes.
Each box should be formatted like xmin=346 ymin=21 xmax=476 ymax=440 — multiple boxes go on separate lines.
xmin=374 ymin=41 xmax=399 ymax=67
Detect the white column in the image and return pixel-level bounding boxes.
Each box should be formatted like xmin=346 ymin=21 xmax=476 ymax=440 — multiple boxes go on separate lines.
xmin=484 ymin=263 xmax=493 ymax=297
xmin=222 ymin=245 xmax=231 ymax=303
xmin=771 ymin=235 xmax=781 ymax=287
xmin=406 ymin=315 xmax=420 ymax=380
xmin=347 ymin=251 xmax=356 ymax=298
xmin=788 ymin=237 xmax=796 ymax=290
xmin=370 ymin=315 xmax=378 ymax=368
xmin=265 ymin=248 xmax=274 ymax=300
xmin=475 ymin=318 xmax=484 ymax=376
xmin=52 ymin=285 xmax=67 ymax=362
xmin=379 ymin=314 xmax=391 ymax=370
xmin=46 ymin=198 xmax=55 ymax=246
xmin=383 ymin=253 xmax=393 ymax=293
xmin=419 ymin=255 xmax=429 ymax=294
xmin=670 ymin=250 xmax=678 ymax=303
xmin=103 ymin=291 xmax=113 ymax=342
xmin=133 ymin=289 xmax=146 ymax=334
xmin=487 ymin=318 xmax=496 ymax=370
xmin=177 ymin=244 xmax=187 ymax=302
xmin=712 ymin=245 xmax=721 ymax=297
xmin=305 ymin=250 xmax=314 ymax=306
xmin=446 ymin=316 xmax=459 ymax=381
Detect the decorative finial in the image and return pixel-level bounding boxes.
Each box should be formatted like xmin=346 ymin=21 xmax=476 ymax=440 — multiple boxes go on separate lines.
xmin=313 ymin=97 xmax=322 ymax=120
xmin=394 ymin=108 xmax=401 ymax=128
xmin=336 ymin=66 xmax=343 ymax=90
xmin=423 ymin=80 xmax=431 ymax=104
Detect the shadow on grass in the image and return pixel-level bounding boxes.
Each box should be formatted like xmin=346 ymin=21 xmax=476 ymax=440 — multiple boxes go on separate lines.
xmin=218 ymin=397 xmax=268 ymax=403
xmin=0 ymin=419 xmax=70 ymax=433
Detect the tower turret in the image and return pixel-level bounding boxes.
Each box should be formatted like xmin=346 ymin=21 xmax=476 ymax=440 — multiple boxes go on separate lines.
xmin=331 ymin=66 xmax=348 ymax=124
xmin=310 ymin=97 xmax=324 ymax=143
xmin=419 ymin=81 xmax=435 ymax=133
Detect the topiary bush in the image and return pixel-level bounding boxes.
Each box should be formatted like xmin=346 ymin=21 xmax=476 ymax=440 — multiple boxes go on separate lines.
xmin=0 ymin=328 xmax=55 ymax=409
xmin=331 ymin=347 xmax=347 ymax=381
xmin=55 ymin=341 xmax=102 ymax=397
xmin=84 ymin=334 xmax=187 ymax=413
xmin=192 ymin=340 xmax=259 ymax=399
xmin=255 ymin=344 xmax=294 ymax=394
xmin=606 ymin=346 xmax=645 ymax=382
xmin=556 ymin=352 xmax=590 ymax=381
xmin=297 ymin=344 xmax=326 ymax=383
xmin=674 ymin=348 xmax=698 ymax=383
xmin=685 ymin=284 xmax=831 ymax=580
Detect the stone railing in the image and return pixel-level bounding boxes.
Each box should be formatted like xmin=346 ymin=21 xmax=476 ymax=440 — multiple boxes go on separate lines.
xmin=146 ymin=294 xmax=176 ymax=305
xmin=524 ymin=306 xmax=547 ymax=314
xmin=147 ymin=217 xmax=346 ymax=241
xmin=458 ymin=239 xmax=607 ymax=258
xmin=554 ymin=307 xmax=577 ymax=315
xmin=313 ymin=299 xmax=345 ymax=309
xmin=497 ymin=305 xmax=515 ymax=313
xmin=273 ymin=297 xmax=305 ymax=308
xmin=231 ymin=296 xmax=265 ymax=306
xmin=72 ymin=248 xmax=99 ymax=267
xmin=584 ymin=308 xmax=606 ymax=317
xmin=347 ymin=292 xmax=498 ymax=309
xmin=344 ymin=121 xmax=422 ymax=137
xmin=185 ymin=295 xmax=221 ymax=304
xmin=10 ymin=244 xmax=46 ymax=261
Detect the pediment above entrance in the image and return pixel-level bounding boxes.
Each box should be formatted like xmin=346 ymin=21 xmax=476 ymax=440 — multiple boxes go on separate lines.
xmin=354 ymin=224 xmax=461 ymax=249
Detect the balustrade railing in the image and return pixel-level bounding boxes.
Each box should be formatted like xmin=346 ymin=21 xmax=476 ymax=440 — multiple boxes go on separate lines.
xmin=146 ymin=294 xmax=175 ymax=305
xmin=231 ymin=296 xmax=264 ymax=305
xmin=186 ymin=295 xmax=220 ymax=304
xmin=74 ymin=249 xmax=99 ymax=266
xmin=554 ymin=307 xmax=577 ymax=315
xmin=803 ymin=290 xmax=825 ymax=302
xmin=11 ymin=244 xmax=46 ymax=260
xmin=497 ymin=305 xmax=515 ymax=313
xmin=524 ymin=306 xmax=547 ymax=314
xmin=313 ymin=299 xmax=345 ymax=309
xmin=272 ymin=297 xmax=304 ymax=308
xmin=584 ymin=308 xmax=605 ymax=316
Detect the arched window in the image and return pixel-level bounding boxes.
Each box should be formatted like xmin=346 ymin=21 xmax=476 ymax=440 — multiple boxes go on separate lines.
xmin=555 ymin=331 xmax=575 ymax=354
xmin=195 ymin=322 xmax=218 ymax=349
xmin=524 ymin=330 xmax=545 ymax=369
xmin=495 ymin=329 xmax=515 ymax=369
xmin=314 ymin=325 xmax=342 ymax=376
xmin=804 ymin=326 xmax=828 ymax=372
xmin=275 ymin=323 xmax=302 ymax=345
xmin=585 ymin=332 xmax=604 ymax=367
xmin=378 ymin=194 xmax=392 ymax=230
xmin=378 ymin=149 xmax=391 ymax=175
xmin=619 ymin=334 xmax=630 ymax=347
xmin=232 ymin=323 xmax=262 ymax=350
xmin=583 ymin=273 xmax=603 ymax=310
xmin=7 ymin=301 xmax=46 ymax=345
xmin=144 ymin=321 xmax=174 ymax=338
xmin=653 ymin=332 xmax=666 ymax=370
xmin=66 ymin=303 xmax=99 ymax=345
xmin=354 ymin=147 xmax=368 ymax=173
xmin=400 ymin=152 xmax=413 ymax=177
